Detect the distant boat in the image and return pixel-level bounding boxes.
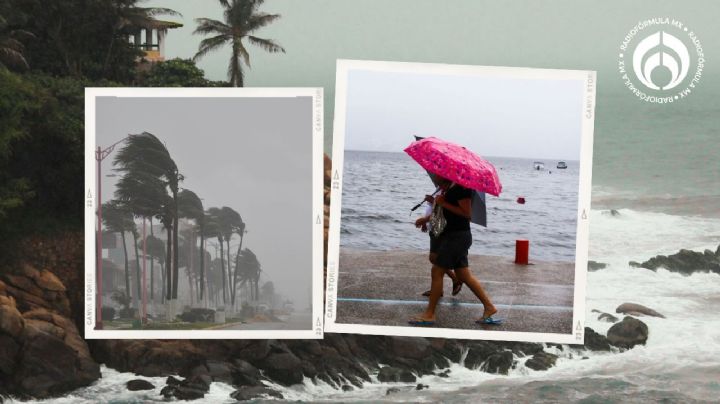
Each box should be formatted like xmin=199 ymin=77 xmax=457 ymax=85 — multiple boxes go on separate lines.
xmin=533 ymin=161 xmax=545 ymax=170
xmin=557 ymin=161 xmax=568 ymax=169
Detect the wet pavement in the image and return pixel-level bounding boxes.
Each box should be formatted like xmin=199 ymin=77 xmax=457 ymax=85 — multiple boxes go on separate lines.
xmin=335 ymin=249 xmax=575 ymax=334
xmin=216 ymin=312 xmax=313 ymax=330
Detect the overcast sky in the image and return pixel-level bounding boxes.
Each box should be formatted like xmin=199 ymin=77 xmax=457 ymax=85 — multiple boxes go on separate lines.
xmin=344 ymin=69 xmax=584 ymax=160
xmin=96 ymin=96 xmax=313 ymax=307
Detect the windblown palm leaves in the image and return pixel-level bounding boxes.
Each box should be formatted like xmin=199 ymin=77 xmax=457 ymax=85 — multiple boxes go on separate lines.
xmin=113 ymin=132 xmax=182 ymax=302
xmin=193 ymin=0 xmax=285 ymax=86
xmin=237 ymin=248 xmax=261 ymax=301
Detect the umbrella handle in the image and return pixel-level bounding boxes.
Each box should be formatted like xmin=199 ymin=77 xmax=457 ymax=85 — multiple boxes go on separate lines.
xmin=410 ymin=188 xmax=441 ymax=212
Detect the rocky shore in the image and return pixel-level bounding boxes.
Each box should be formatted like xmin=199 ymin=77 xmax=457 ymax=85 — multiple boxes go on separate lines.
xmin=2 ymin=156 xmax=703 ymax=401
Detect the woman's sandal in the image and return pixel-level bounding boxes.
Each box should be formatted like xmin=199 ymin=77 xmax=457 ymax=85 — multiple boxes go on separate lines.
xmin=421 ymin=290 xmax=443 ymax=297
xmin=452 ymin=281 xmax=463 ymax=296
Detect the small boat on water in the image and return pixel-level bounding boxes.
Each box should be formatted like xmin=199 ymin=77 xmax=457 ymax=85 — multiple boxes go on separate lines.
xmin=557 ymin=161 xmax=567 ymax=169
xmin=533 ymin=161 xmax=545 ymax=170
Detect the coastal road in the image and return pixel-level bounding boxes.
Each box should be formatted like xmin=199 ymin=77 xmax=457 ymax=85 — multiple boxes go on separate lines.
xmin=215 ymin=311 xmax=313 ymax=331
xmin=334 ymin=249 xmax=576 ymax=334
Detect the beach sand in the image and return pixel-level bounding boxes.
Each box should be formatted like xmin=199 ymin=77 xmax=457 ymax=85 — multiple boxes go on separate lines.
xmin=335 ymin=249 xmax=575 ymax=334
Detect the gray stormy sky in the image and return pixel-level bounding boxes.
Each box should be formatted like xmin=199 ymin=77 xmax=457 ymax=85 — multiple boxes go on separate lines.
xmin=344 ymin=69 xmax=584 ymax=160
xmin=96 ymin=96 xmax=313 ymax=307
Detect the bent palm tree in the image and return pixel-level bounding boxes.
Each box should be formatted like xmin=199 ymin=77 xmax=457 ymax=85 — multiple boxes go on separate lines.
xmin=193 ymin=0 xmax=285 ymax=86
xmin=178 ymin=189 xmax=204 ymax=304
xmin=113 ymin=132 xmax=181 ymax=304
xmin=101 ymin=200 xmax=136 ymax=305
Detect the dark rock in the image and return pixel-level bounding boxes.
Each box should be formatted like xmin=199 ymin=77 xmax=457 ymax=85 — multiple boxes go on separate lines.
xmin=607 ymin=317 xmax=649 ymax=349
xmin=632 ymin=248 xmax=720 ymax=275
xmin=204 ymin=360 xmax=233 ymax=384
xmin=525 ymin=352 xmax=558 ymax=371
xmin=389 ymin=336 xmax=431 ymax=360
xmin=342 ymin=384 xmax=353 ymax=391
xmin=230 ymin=359 xmax=261 ymax=387
xmin=436 ymin=369 xmax=450 ymax=378
xmin=261 ymin=352 xmax=304 ymax=386
xmin=386 ymin=387 xmax=402 ymax=396
xmin=588 ymin=261 xmax=608 ymax=271
xmin=416 ymin=383 xmax=429 ymax=390
xmin=616 ymin=303 xmax=665 ymax=318
xmin=230 ymin=386 xmax=283 ymax=401
xmin=483 ymin=351 xmax=514 ymax=375
xmin=160 ymin=374 xmax=210 ymax=400
xmin=0 ymin=335 xmax=20 ymax=375
xmin=126 ymin=379 xmax=155 ymax=391
xmin=581 ymin=327 xmax=612 ymax=351
xmin=598 ymin=313 xmax=619 ymax=323
xmin=463 ymin=341 xmax=500 ymax=369
xmin=377 ymin=366 xmax=416 ymax=383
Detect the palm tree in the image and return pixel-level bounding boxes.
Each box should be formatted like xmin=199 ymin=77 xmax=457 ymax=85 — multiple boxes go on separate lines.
xmin=216 ymin=206 xmax=242 ymax=306
xmin=193 ymin=0 xmax=285 ymax=87
xmin=178 ymin=189 xmax=204 ymax=304
xmin=232 ymin=220 xmax=247 ymax=304
xmin=237 ymin=248 xmax=261 ymax=301
xmin=113 ymin=132 xmax=181 ymax=306
xmin=206 ymin=207 xmax=227 ymax=305
xmin=101 ymin=200 xmax=136 ymax=305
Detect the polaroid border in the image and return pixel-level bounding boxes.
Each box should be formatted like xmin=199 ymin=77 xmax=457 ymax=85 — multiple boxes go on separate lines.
xmin=85 ymin=87 xmax=324 ymax=339
xmin=324 ymin=59 xmax=595 ymax=344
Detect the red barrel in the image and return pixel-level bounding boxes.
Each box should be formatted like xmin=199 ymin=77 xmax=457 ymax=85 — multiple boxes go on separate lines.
xmin=515 ymin=239 xmax=529 ymax=265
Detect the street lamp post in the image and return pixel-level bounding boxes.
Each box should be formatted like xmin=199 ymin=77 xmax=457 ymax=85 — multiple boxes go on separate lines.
xmin=95 ymin=136 xmax=128 ymax=329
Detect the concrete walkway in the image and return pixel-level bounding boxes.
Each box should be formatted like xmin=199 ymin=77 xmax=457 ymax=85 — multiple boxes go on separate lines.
xmin=335 ymin=249 xmax=575 ymax=334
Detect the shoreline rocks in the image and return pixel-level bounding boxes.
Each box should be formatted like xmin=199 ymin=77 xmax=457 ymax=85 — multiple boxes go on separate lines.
xmin=615 ymin=303 xmax=665 ymax=318
xmin=607 ymin=317 xmax=649 ymax=349
xmin=0 ymin=265 xmax=100 ymax=399
xmin=629 ymin=246 xmax=720 ymax=275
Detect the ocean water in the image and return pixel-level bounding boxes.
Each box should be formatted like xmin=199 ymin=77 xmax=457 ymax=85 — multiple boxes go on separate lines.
xmin=340 ymin=150 xmax=580 ymax=262
xmin=16 ymin=94 xmax=720 ymax=402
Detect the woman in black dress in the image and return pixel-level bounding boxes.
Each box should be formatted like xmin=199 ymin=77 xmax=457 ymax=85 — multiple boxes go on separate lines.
xmin=410 ymin=176 xmax=497 ymax=326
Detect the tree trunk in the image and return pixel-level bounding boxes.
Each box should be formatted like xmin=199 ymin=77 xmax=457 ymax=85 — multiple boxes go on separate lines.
xmin=172 ymin=190 xmax=180 ymax=300
xmin=160 ymin=262 xmax=165 ymax=304
xmin=132 ymin=229 xmax=141 ymax=310
xmin=231 ymin=234 xmax=244 ymax=305
xmin=165 ymin=227 xmax=172 ymax=301
xmin=122 ymin=230 xmax=130 ymax=307
xmin=227 ymin=239 xmax=233 ymax=305
xmin=219 ymin=237 xmax=226 ymax=305
xmin=199 ymin=229 xmax=205 ymax=301
xmin=150 ymin=218 xmax=155 ymax=302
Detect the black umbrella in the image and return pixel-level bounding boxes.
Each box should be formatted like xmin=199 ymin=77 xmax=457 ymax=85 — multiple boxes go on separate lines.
xmin=412 ymin=135 xmax=487 ymax=227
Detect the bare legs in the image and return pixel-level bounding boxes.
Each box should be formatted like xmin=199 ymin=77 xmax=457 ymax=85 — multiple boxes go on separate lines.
xmin=414 ymin=265 xmax=496 ymax=322
xmin=454 ymin=267 xmax=497 ymax=319
xmin=422 ymin=253 xmax=461 ymax=296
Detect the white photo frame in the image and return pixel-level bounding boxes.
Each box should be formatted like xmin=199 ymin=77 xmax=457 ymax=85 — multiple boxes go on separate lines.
xmin=325 ymin=60 xmax=595 ymax=344
xmin=85 ymin=87 xmax=324 ymax=339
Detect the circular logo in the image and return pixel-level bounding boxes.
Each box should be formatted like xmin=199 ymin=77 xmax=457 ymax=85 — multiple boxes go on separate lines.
xmin=618 ymin=18 xmax=705 ymax=103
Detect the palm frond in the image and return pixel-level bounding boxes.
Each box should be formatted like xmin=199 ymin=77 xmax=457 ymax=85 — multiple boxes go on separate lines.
xmin=245 ymin=13 xmax=281 ymax=32
xmin=193 ymin=33 xmax=229 ymax=62
xmin=247 ymin=36 xmax=284 ymax=53
xmin=193 ymin=18 xmax=230 ymax=35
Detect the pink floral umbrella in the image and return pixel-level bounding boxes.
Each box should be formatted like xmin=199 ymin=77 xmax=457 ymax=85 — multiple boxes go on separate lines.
xmin=404 ymin=136 xmax=502 ymax=196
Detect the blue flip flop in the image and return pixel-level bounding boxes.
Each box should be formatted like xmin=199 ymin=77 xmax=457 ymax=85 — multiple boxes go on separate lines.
xmin=476 ymin=317 xmax=504 ymax=325
xmin=409 ymin=318 xmax=436 ymax=326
